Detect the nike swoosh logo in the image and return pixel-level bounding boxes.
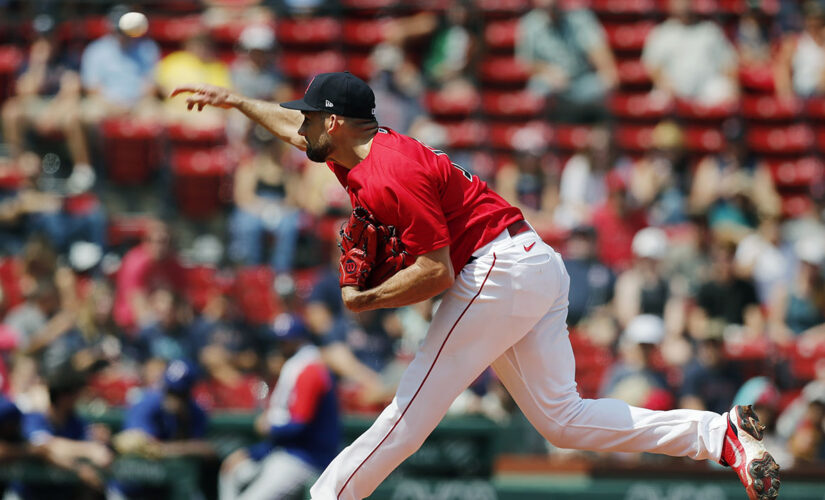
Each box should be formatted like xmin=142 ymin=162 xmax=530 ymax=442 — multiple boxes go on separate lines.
xmin=726 ymin=436 xmax=743 ymax=468
xmin=524 ymin=242 xmax=536 ymax=252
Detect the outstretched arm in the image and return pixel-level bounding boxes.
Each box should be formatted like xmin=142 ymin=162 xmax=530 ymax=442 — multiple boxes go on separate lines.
xmin=170 ymin=84 xmax=306 ymax=150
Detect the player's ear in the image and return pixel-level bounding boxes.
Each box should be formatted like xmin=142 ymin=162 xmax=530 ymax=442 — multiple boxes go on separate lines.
xmin=326 ymin=113 xmax=340 ymax=134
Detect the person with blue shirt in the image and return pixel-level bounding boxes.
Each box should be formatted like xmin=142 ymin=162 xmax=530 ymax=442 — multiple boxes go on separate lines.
xmin=18 ymin=370 xmax=113 ymax=499
xmin=219 ymin=313 xmax=340 ymax=500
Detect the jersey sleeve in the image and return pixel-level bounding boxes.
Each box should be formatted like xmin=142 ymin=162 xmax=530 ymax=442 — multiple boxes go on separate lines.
xmin=22 ymin=413 xmax=53 ymax=445
xmin=123 ymin=394 xmax=160 ymax=437
xmin=393 ymin=168 xmax=451 ymax=256
xmin=288 ymin=364 xmax=331 ymax=424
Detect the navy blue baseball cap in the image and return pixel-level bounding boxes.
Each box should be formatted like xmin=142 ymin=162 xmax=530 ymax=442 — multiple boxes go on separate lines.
xmin=0 ymin=396 xmax=21 ymax=423
xmin=270 ymin=313 xmax=308 ymax=342
xmin=163 ymin=360 xmax=198 ymax=394
xmin=281 ymin=72 xmax=376 ymax=120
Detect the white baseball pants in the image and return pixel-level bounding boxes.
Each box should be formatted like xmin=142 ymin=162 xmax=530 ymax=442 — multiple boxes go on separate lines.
xmin=311 ymin=228 xmax=728 ymax=500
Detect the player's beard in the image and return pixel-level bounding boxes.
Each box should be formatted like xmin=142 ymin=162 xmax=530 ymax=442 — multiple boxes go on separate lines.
xmin=305 ymin=133 xmax=333 ymax=163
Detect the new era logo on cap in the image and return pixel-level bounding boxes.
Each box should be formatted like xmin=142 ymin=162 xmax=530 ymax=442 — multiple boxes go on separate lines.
xmin=281 ymin=72 xmax=376 ymax=120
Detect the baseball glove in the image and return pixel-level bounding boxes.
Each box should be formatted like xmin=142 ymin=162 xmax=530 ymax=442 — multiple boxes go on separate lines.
xmin=339 ymin=206 xmax=410 ymax=289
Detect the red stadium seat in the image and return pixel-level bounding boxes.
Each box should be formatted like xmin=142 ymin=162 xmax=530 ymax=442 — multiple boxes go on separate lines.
xmin=424 ymin=88 xmax=480 ymax=118
xmin=167 ymin=123 xmax=227 ymax=149
xmin=617 ymin=59 xmax=652 ymax=87
xmin=346 ymin=52 xmax=373 ymax=81
xmin=481 ymin=90 xmax=546 ymax=118
xmin=805 ymin=97 xmax=825 ymax=121
xmin=441 ymin=120 xmax=489 ymax=149
xmin=610 ymin=93 xmax=670 ymax=120
xmin=342 ymin=19 xmax=388 ymax=48
xmin=604 ymin=22 xmax=654 ymax=52
xmin=101 ymin=118 xmax=164 ymax=185
xmin=488 ymin=121 xmax=551 ymax=151
xmin=0 ymin=45 xmax=23 ymax=101
xmin=276 ymin=17 xmax=341 ymax=47
xmin=554 ymin=125 xmax=593 ymax=151
xmin=791 ymin=338 xmax=825 ymax=381
xmin=281 ymin=51 xmax=346 ymax=81
xmin=477 ymin=0 xmax=530 ymax=17
xmin=781 ymin=193 xmax=814 ymax=218
xmin=107 ymin=215 xmax=155 ymax=248
xmin=484 ymin=19 xmax=519 ymax=50
xmin=746 ymin=125 xmax=814 ymax=155
xmin=234 ymin=266 xmax=281 ymax=325
xmin=684 ymin=127 xmax=725 ymax=153
xmin=615 ymin=124 xmax=654 ymax=152
xmin=767 ymin=157 xmax=823 ymax=187
xmin=739 ymin=64 xmax=775 ymax=94
xmin=171 ymin=148 xmax=234 ymax=219
xmin=210 ymin=21 xmax=270 ymax=46
xmin=675 ymin=99 xmax=737 ymax=121
xmin=591 ymin=0 xmax=658 ymax=16
xmin=340 ymin=0 xmax=395 ymax=10
xmin=742 ymin=95 xmax=802 ymax=121
xmin=480 ymin=56 xmax=530 ymax=86
xmin=148 ymin=15 xmax=203 ymax=44
xmin=0 ymin=258 xmax=24 ymax=315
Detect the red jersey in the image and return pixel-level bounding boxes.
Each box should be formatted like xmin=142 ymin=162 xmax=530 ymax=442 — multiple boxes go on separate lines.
xmin=328 ymin=128 xmax=523 ymax=274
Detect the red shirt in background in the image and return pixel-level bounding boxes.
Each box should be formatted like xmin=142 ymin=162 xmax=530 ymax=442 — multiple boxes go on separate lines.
xmin=328 ymin=128 xmax=523 ymax=274
xmin=113 ymin=243 xmax=186 ymax=332
xmin=591 ymin=201 xmax=648 ymax=271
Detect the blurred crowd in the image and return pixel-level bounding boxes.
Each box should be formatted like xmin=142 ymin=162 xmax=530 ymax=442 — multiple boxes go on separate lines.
xmin=0 ymin=0 xmax=824 ymax=495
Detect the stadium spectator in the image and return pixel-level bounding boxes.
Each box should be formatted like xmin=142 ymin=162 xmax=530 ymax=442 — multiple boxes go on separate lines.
xmin=600 ymin=314 xmax=673 ymax=411
xmin=768 ymin=235 xmax=825 ymax=342
xmin=156 ymin=30 xmax=231 ymax=128
xmin=0 ymin=395 xmax=39 ymax=462
xmin=516 ymin=0 xmax=618 ymax=123
xmin=228 ymin=139 xmax=302 ymax=273
xmin=562 ymin=225 xmax=615 ymax=327
xmin=369 ymin=43 xmax=428 ymax=135
xmin=19 ymin=369 xmax=113 ymax=498
xmin=494 ymin=140 xmax=559 ymax=233
xmin=774 ymin=0 xmax=825 ymax=98
xmin=2 ymin=279 xmax=68 ymax=357
xmin=642 ymin=0 xmax=739 ymax=105
xmin=112 ymin=221 xmax=186 ymax=334
xmin=590 ymin=170 xmax=648 ymax=271
xmin=228 ymin=24 xmax=288 ymax=148
xmin=0 ymin=14 xmax=93 ymax=184
xmin=135 ymin=288 xmax=194 ymax=363
xmin=79 ymin=6 xmax=161 ymax=122
xmin=689 ymin=122 xmax=780 ymax=231
xmin=690 ymin=242 xmax=764 ymax=338
xmin=735 ymin=4 xmax=775 ymax=66
xmin=735 ymin=214 xmax=794 ymax=306
xmin=630 ymin=121 xmax=690 ymax=226
xmin=219 ymin=314 xmax=339 ymax=500
xmin=422 ymin=2 xmax=479 ymax=91
xmin=555 ymin=126 xmax=615 ymax=230
xmin=787 ymin=398 xmax=825 ymax=463
xmin=679 ymin=333 xmax=743 ymax=413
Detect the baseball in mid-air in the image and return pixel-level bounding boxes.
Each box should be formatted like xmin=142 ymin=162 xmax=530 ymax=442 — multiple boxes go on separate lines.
xmin=118 ymin=11 xmax=148 ymax=38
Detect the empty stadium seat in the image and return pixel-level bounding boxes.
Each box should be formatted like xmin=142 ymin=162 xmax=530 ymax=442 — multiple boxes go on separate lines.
xmin=805 ymin=97 xmax=825 ymax=121
xmin=148 ymin=15 xmax=203 ymax=45
xmin=107 ymin=215 xmax=155 ymax=248
xmin=424 ymin=88 xmax=480 ymax=118
xmin=101 ymin=118 xmax=164 ymax=185
xmin=234 ymin=266 xmax=281 ymax=325
xmin=171 ymin=147 xmax=234 ymax=219
xmin=617 ymin=59 xmax=652 ymax=88
xmin=684 ymin=126 xmax=725 ymax=153
xmin=554 ymin=125 xmax=593 ymax=151
xmin=342 ymin=19 xmax=388 ymax=48
xmin=767 ymin=157 xmax=823 ymax=187
xmin=276 ymin=17 xmax=341 ymax=47
xmin=615 ymin=124 xmax=654 ymax=152
xmin=675 ymin=99 xmax=737 ymax=121
xmin=346 ymin=52 xmax=373 ymax=81
xmin=790 ymin=337 xmax=825 ymax=381
xmin=477 ymin=0 xmax=530 ymax=17
xmin=610 ymin=93 xmax=670 ymax=120
xmin=591 ymin=0 xmax=658 ymax=17
xmin=441 ymin=120 xmax=489 ymax=149
xmin=739 ymin=64 xmax=775 ymax=94
xmin=167 ymin=123 xmax=227 ymax=149
xmin=484 ymin=19 xmax=519 ymax=50
xmin=604 ymin=22 xmax=654 ymax=52
xmin=0 ymin=258 xmax=24 ymax=315
xmin=747 ymin=125 xmax=814 ymax=155
xmin=781 ymin=193 xmax=814 ymax=218
xmin=742 ymin=95 xmax=801 ymax=121
xmin=480 ymin=56 xmax=530 ymax=86
xmin=281 ymin=51 xmax=346 ymax=81
xmin=481 ymin=90 xmax=546 ymax=118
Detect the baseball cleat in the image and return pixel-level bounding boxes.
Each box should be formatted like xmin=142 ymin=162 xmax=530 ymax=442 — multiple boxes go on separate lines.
xmin=720 ymin=405 xmax=781 ymax=500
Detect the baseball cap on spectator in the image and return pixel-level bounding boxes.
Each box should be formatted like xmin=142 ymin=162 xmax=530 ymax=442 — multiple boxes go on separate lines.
xmin=163 ymin=360 xmax=198 ymax=394
xmin=270 ymin=313 xmax=308 ymax=342
xmin=632 ymin=227 xmax=668 ymax=260
xmin=69 ymin=241 xmax=102 ymax=273
xmin=281 ymin=72 xmax=376 ymax=120
xmin=239 ymin=25 xmax=276 ymax=51
xmin=795 ymin=235 xmax=825 ymax=266
xmin=32 ymin=14 xmax=56 ymax=36
xmin=623 ymin=314 xmax=665 ymax=345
